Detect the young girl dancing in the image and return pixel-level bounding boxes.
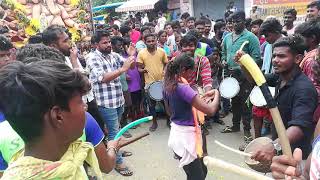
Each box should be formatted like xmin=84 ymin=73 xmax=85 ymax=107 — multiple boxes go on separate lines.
xmin=164 ymin=53 xmax=220 ymax=180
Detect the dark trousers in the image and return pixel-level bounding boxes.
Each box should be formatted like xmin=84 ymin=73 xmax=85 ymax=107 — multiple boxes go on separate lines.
xmin=231 ymin=79 xmax=253 ymax=131
xmin=222 ymin=97 xmax=231 ymax=113
xmin=87 ymin=99 xmax=105 ymax=132
xmin=176 ymin=155 xmax=207 ymax=180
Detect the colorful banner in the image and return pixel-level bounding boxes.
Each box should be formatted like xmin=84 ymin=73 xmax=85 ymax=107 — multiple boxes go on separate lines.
xmin=253 ymin=0 xmax=312 ymax=22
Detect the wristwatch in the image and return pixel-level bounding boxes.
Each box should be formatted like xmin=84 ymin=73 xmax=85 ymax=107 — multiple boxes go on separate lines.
xmin=272 ymin=141 xmax=282 ymax=156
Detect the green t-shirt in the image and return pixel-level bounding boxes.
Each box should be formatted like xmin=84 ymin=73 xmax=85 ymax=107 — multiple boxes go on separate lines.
xmin=0 ymin=120 xmax=86 ymax=166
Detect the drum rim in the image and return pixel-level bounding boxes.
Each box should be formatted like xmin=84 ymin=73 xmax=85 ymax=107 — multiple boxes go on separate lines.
xmin=219 ymin=77 xmax=240 ymax=99
xmin=249 ymin=86 xmax=276 ymax=107
xmin=147 ymin=81 xmax=164 ymax=101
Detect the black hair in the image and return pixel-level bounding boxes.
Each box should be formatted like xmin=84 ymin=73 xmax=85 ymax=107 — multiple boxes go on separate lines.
xmin=164 ymin=22 xmax=172 ymax=29
xmin=195 ymin=19 xmax=205 ymax=27
xmin=28 ymin=33 xmax=43 ymax=44
xmin=214 ymin=21 xmax=226 ymax=32
xmin=164 ymin=53 xmax=195 ymax=93
xmin=0 ymin=35 xmax=13 ymax=51
xmin=42 ymin=25 xmax=66 ymax=45
xmin=245 ymin=18 xmax=252 ymax=29
xmin=226 ymin=16 xmax=233 ymax=23
xmin=186 ymin=29 xmax=201 ymax=40
xmin=284 ymin=8 xmax=297 ymax=17
xmin=145 ymin=22 xmax=155 ymax=27
xmin=251 ymin=19 xmax=264 ymax=27
xmin=203 ymin=18 xmax=211 ymax=25
xmin=295 ymin=17 xmax=320 ymax=43
xmin=186 ymin=17 xmax=196 ymax=22
xmin=157 ymin=30 xmax=167 ymax=37
xmin=180 ymin=34 xmax=198 ymax=47
xmin=143 ymin=33 xmax=156 ymax=41
xmin=16 ymin=44 xmax=65 ymax=64
xmin=111 ymin=36 xmax=124 ymax=46
xmin=123 ymin=37 xmax=131 ymax=46
xmin=0 ymin=26 xmax=9 ymax=34
xmin=111 ymin=24 xmax=120 ymax=30
xmin=91 ymin=35 xmax=97 ymax=44
xmin=230 ymin=10 xmax=246 ymax=21
xmin=215 ymin=19 xmax=225 ymax=23
xmin=0 ymin=60 xmax=89 ymax=143
xmin=259 ymin=18 xmax=282 ymax=35
xmin=141 ymin=25 xmax=151 ymax=34
xmin=119 ymin=25 xmax=131 ymax=36
xmin=307 ymin=1 xmax=320 ymax=9
xmin=273 ymin=35 xmax=306 ymax=55
xmin=172 ymin=20 xmax=181 ymax=30
xmin=92 ymin=30 xmax=110 ymax=43
xmin=181 ymin=12 xmax=190 ymax=20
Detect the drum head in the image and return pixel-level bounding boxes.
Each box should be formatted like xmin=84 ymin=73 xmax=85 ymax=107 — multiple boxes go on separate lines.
xmin=219 ymin=77 xmax=240 ymax=99
xmin=249 ymin=86 xmax=275 ymax=107
xmin=148 ymin=81 xmax=164 ymax=101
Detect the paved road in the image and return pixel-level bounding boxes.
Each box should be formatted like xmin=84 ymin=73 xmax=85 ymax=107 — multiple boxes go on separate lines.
xmin=103 ymin=114 xmax=271 ymax=180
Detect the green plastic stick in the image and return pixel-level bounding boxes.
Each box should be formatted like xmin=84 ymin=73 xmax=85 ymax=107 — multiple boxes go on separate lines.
xmin=114 ymin=116 xmax=153 ymax=140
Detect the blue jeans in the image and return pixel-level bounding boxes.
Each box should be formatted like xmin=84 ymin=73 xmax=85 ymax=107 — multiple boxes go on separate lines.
xmin=98 ymin=106 xmax=124 ymax=165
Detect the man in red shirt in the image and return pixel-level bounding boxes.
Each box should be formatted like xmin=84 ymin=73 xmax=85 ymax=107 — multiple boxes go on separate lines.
xmin=295 ymin=18 xmax=320 ymax=123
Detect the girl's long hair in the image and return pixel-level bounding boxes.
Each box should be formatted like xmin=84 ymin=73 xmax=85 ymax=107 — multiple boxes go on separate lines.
xmin=164 ymin=53 xmax=195 ymax=94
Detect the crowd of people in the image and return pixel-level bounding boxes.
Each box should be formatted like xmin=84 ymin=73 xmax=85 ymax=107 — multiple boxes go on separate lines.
xmin=0 ymin=0 xmax=320 ymax=179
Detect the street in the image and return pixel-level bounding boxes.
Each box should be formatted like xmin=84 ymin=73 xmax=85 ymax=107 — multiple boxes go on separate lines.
xmin=104 ymin=114 xmax=271 ymax=180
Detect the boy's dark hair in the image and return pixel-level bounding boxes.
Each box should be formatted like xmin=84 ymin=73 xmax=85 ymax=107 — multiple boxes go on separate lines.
xmin=295 ymin=17 xmax=320 ymax=43
xmin=111 ymin=24 xmax=120 ymax=30
xmin=0 ymin=26 xmax=9 ymax=34
xmin=28 ymin=33 xmax=43 ymax=44
xmin=0 ymin=35 xmax=13 ymax=51
xmin=111 ymin=36 xmax=124 ymax=46
xmin=214 ymin=21 xmax=226 ymax=32
xmin=284 ymin=8 xmax=297 ymax=17
xmin=172 ymin=20 xmax=181 ymax=29
xmin=42 ymin=25 xmax=66 ymax=45
xmin=180 ymin=34 xmax=198 ymax=47
xmin=251 ymin=19 xmax=264 ymax=27
xmin=181 ymin=12 xmax=190 ymax=20
xmin=157 ymin=30 xmax=167 ymax=38
xmin=186 ymin=29 xmax=201 ymax=40
xmin=307 ymin=1 xmax=320 ymax=9
xmin=273 ymin=35 xmax=306 ymax=55
xmin=16 ymin=44 xmax=65 ymax=64
xmin=0 ymin=60 xmax=89 ymax=142
xmin=143 ymin=33 xmax=156 ymax=41
xmin=123 ymin=37 xmax=131 ymax=46
xmin=186 ymin=16 xmax=196 ymax=22
xmin=203 ymin=18 xmax=211 ymax=25
xmin=230 ymin=10 xmax=246 ymax=21
xmin=119 ymin=25 xmax=131 ymax=36
xmin=195 ymin=19 xmax=205 ymax=27
xmin=92 ymin=30 xmax=110 ymax=43
xmin=245 ymin=18 xmax=252 ymax=28
xmin=259 ymin=18 xmax=282 ymax=35
xmin=145 ymin=22 xmax=155 ymax=27
xmin=226 ymin=16 xmax=233 ymax=23
xmin=140 ymin=26 xmax=151 ymax=34
xmin=164 ymin=22 xmax=172 ymax=29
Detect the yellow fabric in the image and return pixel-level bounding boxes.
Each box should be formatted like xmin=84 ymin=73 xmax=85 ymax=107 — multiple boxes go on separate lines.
xmin=180 ymin=77 xmax=204 ymax=157
xmin=137 ymin=48 xmax=168 ymax=84
xmin=1 ymin=140 xmax=102 ymax=180
xmin=239 ymin=54 xmax=266 ymax=86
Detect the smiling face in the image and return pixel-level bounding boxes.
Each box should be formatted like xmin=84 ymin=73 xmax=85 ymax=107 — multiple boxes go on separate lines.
xmin=283 ymin=13 xmax=296 ymax=26
xmin=307 ymin=6 xmax=320 ymax=19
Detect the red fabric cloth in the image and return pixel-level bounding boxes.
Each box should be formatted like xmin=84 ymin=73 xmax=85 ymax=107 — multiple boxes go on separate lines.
xmin=252 ymin=106 xmax=272 ymax=121
xmin=300 ymin=49 xmax=320 ymax=102
xmin=130 ymin=30 xmax=141 ymax=45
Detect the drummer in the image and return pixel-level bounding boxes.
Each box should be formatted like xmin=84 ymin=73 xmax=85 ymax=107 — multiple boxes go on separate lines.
xmin=220 ymin=11 xmax=261 ymax=151
xmin=234 ymin=35 xmax=317 ymax=163
xmin=137 ymin=33 xmax=168 ymax=132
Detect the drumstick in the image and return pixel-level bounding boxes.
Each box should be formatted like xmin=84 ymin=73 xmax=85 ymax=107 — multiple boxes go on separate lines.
xmin=119 ymin=132 xmax=150 ymax=148
xmin=238 ymin=41 xmax=292 ymax=158
xmin=203 ymin=156 xmax=273 ymax=180
xmin=214 ymin=140 xmax=252 ymax=157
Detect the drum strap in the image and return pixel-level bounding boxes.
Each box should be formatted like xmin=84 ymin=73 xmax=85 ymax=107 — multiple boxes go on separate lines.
xmin=180 ymin=77 xmax=204 ymax=157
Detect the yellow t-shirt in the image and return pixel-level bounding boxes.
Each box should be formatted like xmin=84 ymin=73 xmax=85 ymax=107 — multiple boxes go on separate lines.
xmin=137 ymin=48 xmax=168 ymax=84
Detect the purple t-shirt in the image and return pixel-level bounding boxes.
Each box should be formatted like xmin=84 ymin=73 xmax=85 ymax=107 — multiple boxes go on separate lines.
xmin=127 ymin=62 xmax=141 ymax=92
xmin=164 ymin=83 xmax=197 ymax=126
